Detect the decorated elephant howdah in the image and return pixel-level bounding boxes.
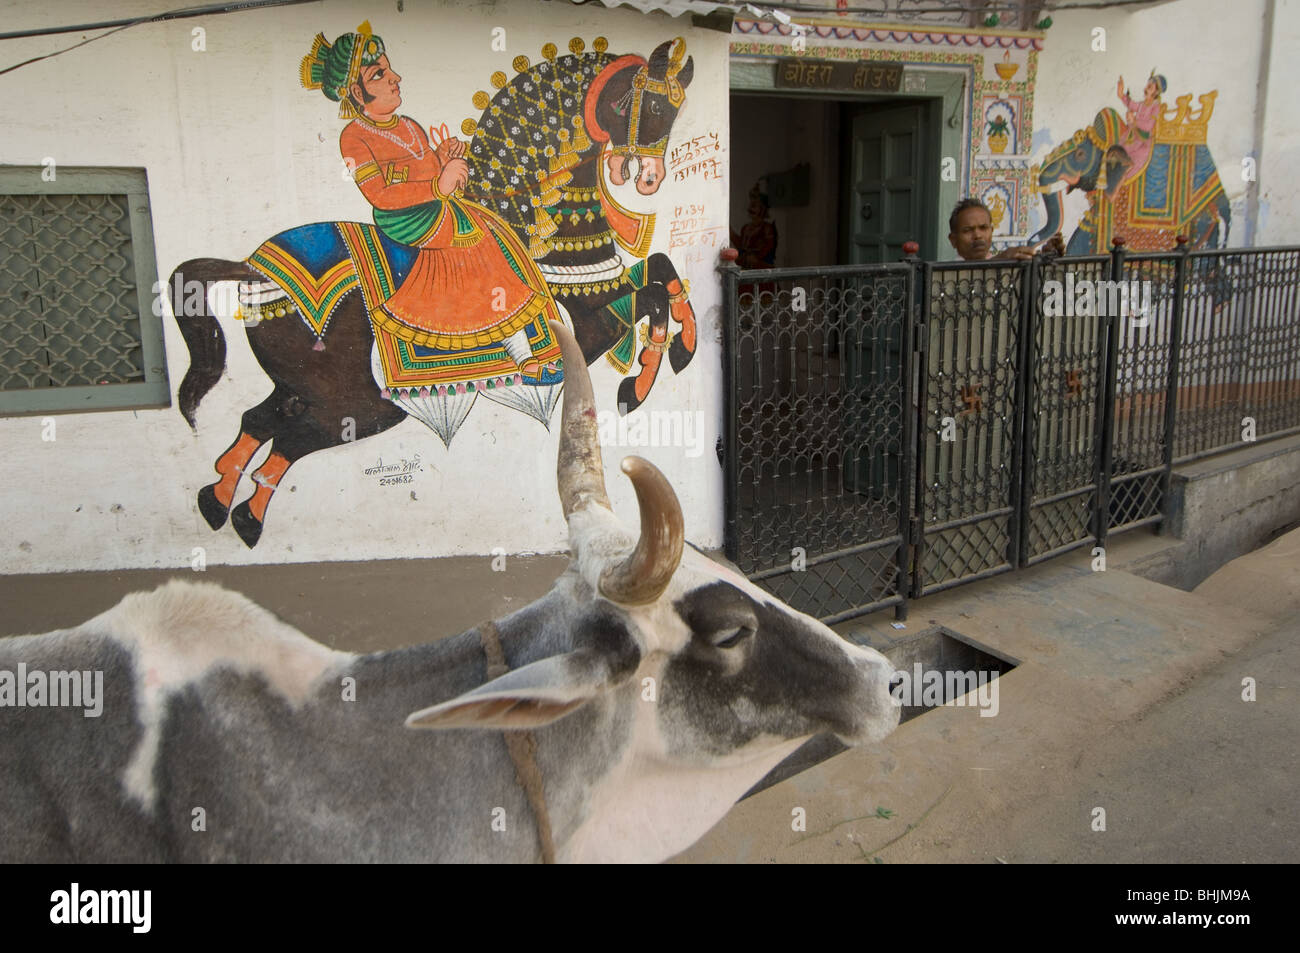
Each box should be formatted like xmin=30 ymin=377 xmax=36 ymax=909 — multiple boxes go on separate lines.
xmin=1030 ymin=90 xmax=1230 ymax=254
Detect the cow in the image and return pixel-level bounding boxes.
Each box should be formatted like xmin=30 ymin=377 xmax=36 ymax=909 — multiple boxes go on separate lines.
xmin=0 ymin=322 xmax=901 ymax=863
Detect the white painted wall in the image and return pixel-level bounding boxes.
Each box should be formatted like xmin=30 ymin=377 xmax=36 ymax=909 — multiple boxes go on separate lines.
xmin=0 ymin=0 xmax=731 ymax=573
xmin=1029 ymin=0 xmax=1281 ymax=248
xmin=1255 ymin=0 xmax=1300 ymax=246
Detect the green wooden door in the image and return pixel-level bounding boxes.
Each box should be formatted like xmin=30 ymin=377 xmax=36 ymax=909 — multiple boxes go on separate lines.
xmin=842 ymin=102 xmax=927 ymax=265
xmin=839 ymin=102 xmax=924 ymax=501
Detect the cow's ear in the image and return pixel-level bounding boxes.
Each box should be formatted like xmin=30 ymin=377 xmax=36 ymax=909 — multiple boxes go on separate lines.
xmin=405 ymin=649 xmax=617 ymax=730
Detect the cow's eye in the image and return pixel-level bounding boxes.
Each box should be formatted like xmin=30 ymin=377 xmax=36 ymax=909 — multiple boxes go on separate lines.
xmin=711 ymin=626 xmax=754 ymax=649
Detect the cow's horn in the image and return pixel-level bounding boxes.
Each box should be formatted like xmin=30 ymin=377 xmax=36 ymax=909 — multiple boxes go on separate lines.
xmin=551 ymin=320 xmax=612 ymax=518
xmin=599 ymin=456 xmax=685 ymax=605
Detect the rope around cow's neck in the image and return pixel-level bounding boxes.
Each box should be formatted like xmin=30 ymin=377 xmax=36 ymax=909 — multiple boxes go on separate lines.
xmin=478 ymin=620 xmax=557 ymax=864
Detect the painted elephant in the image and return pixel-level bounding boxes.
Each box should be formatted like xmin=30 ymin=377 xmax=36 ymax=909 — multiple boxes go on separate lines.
xmin=1030 ymin=103 xmax=1230 ymax=254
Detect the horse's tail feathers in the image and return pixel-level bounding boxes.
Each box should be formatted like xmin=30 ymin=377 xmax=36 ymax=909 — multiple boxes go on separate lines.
xmin=168 ymin=258 xmax=245 ymax=429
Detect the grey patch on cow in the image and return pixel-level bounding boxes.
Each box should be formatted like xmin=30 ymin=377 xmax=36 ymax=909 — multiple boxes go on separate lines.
xmin=520 ymin=600 xmax=640 ymax=847
xmin=143 ymin=628 xmax=547 ymax=862
xmin=559 ymin=600 xmax=643 ymax=681
xmin=13 ymin=581 xmax=641 ymax=862
xmin=0 ymin=633 xmax=162 ymax=862
xmin=661 ymin=582 xmax=864 ymax=757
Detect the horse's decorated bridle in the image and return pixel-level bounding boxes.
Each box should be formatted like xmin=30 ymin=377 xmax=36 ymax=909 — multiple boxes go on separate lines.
xmin=588 ymin=37 xmax=687 ymax=160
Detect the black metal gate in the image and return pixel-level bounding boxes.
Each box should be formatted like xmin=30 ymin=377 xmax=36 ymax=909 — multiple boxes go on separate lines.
xmin=722 ymin=242 xmax=1300 ymax=623
xmin=721 ymin=264 xmax=913 ymax=623
xmin=1020 ymin=254 xmax=1111 ymax=564
xmin=913 ymin=259 xmax=1029 ymax=596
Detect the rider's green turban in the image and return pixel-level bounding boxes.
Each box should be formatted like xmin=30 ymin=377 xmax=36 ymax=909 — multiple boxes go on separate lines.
xmin=300 ymin=21 xmax=386 ymax=119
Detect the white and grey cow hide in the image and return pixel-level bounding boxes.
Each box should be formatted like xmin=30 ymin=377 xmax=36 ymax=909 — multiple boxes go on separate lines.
xmin=0 ymin=323 xmax=900 ymax=864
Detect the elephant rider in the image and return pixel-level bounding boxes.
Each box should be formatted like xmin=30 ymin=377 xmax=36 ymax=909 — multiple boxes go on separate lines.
xmin=948 ymin=199 xmax=1064 ymax=262
xmin=1116 ymin=71 xmax=1166 ymax=185
xmin=301 ymin=23 xmax=559 ymax=376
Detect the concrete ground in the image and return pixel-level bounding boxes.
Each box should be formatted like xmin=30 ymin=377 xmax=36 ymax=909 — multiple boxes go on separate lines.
xmin=2 ymin=526 xmax=1295 ymax=864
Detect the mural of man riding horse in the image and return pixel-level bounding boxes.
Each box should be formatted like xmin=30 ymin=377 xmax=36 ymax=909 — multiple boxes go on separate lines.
xmin=169 ymin=24 xmax=697 ymax=548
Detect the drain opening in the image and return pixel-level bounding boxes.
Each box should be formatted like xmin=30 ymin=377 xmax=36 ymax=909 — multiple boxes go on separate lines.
xmin=883 ymin=626 xmax=1018 ymax=724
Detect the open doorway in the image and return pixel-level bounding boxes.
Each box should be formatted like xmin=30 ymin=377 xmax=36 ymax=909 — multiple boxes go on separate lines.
xmin=730 ymin=93 xmax=940 ymax=267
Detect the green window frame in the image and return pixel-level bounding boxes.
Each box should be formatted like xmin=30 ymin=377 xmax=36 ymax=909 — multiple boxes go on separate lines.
xmin=0 ymin=166 xmax=170 ymax=415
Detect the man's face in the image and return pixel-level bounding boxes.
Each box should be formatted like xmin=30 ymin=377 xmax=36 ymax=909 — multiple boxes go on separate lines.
xmin=352 ymin=54 xmax=402 ymax=118
xmin=1144 ymin=78 xmax=1159 ymax=101
xmin=949 ymin=207 xmax=993 ymax=261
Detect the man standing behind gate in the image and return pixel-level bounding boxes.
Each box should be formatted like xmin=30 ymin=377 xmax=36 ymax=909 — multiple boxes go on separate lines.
xmin=948 ymin=199 xmax=1065 ymax=262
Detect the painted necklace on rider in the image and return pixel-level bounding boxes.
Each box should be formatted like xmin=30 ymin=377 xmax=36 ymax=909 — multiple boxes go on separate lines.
xmin=364 ymin=116 xmax=425 ymax=160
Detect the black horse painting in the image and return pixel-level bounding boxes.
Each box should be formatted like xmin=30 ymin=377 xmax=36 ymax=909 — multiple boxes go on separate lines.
xmin=169 ymin=37 xmax=696 ymax=548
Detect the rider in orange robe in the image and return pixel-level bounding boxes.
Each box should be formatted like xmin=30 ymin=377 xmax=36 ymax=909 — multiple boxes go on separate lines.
xmin=302 ymin=23 xmax=559 ymax=375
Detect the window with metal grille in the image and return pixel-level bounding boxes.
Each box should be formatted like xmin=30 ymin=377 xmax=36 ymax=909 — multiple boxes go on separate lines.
xmin=0 ymin=166 xmax=169 ymax=415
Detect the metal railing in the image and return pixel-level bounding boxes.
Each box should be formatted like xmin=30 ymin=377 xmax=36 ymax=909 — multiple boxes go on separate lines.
xmin=721 ymin=239 xmax=1300 ymax=623
xmin=721 ymin=264 xmax=914 ymax=623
